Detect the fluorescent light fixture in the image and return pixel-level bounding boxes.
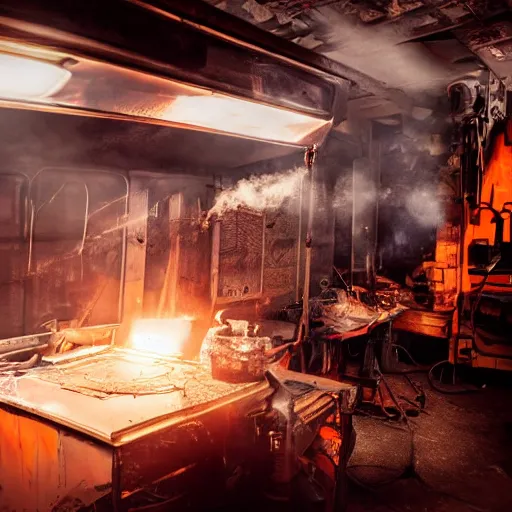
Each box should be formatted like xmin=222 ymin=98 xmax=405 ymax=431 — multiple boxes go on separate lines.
xmin=0 ymin=47 xmax=332 ymax=145
xmin=0 ymin=54 xmax=71 ymax=100
xmin=162 ymin=94 xmax=330 ymax=144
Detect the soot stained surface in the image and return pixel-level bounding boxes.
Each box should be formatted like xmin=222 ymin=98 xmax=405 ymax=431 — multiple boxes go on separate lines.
xmin=348 ymin=374 xmax=512 ymax=512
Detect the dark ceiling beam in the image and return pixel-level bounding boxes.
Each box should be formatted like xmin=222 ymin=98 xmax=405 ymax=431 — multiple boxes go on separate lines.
xmin=131 ymin=0 xmax=415 ymax=112
xmin=393 ymin=3 xmax=509 ymax=44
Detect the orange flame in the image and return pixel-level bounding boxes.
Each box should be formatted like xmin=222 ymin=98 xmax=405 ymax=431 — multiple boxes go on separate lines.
xmin=129 ymin=317 xmax=193 ymax=356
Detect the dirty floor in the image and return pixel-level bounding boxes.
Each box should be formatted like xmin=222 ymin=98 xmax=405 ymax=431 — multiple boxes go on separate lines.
xmin=347 ymin=373 xmax=512 ymax=512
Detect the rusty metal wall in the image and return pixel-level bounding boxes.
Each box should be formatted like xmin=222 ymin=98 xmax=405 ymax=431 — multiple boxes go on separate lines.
xmin=29 ymin=168 xmax=127 ymax=331
xmin=0 ymin=407 xmax=112 ymax=511
xmin=263 ymin=208 xmax=300 ymax=301
xmin=0 ymin=174 xmax=27 ymax=339
xmin=0 ymin=168 xmax=128 ymax=340
xmin=218 ymin=209 xmax=265 ymax=301
xmin=140 ymin=174 xmax=213 ymax=319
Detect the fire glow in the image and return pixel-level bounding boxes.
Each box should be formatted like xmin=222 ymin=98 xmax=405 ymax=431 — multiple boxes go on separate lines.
xmin=129 ymin=317 xmax=193 ymax=356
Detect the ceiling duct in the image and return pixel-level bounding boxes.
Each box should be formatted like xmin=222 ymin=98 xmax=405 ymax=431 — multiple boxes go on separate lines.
xmin=0 ymin=0 xmax=351 ymax=146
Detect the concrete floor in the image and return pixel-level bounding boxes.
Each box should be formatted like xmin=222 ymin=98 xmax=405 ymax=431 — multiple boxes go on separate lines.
xmin=347 ymin=374 xmax=512 ymax=512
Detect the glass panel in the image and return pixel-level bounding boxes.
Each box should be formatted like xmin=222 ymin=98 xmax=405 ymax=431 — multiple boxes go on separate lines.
xmin=27 ymin=168 xmax=127 ymax=331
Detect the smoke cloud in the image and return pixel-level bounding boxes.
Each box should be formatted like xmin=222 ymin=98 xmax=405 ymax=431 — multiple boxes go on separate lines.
xmin=333 ymin=172 xmax=443 ymax=229
xmin=405 ymin=187 xmax=443 ymax=227
xmin=309 ymin=5 xmax=475 ymax=95
xmin=207 ymin=167 xmax=306 ymax=219
xmin=333 ymin=172 xmax=391 ymax=216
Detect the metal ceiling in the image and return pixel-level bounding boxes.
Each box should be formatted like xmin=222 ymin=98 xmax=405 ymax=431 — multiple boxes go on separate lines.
xmin=205 ymin=0 xmax=512 ymax=113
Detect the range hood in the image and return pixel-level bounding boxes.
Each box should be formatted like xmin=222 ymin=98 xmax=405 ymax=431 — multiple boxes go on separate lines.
xmin=0 ymin=0 xmax=349 ymax=146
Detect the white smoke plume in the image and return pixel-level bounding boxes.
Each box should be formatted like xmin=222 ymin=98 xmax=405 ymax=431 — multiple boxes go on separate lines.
xmin=207 ymin=167 xmax=307 ymax=219
xmin=309 ymin=5 xmax=474 ymax=96
xmin=333 ymin=173 xmax=443 ymax=228
xmin=333 ymin=171 xmax=391 ymax=213
xmin=405 ymin=187 xmax=443 ymax=227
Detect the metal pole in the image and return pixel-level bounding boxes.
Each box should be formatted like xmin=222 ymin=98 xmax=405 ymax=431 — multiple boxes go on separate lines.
xmin=333 ymin=404 xmax=353 ymax=512
xmin=301 ymin=145 xmax=318 ymax=340
xmin=295 ymin=174 xmax=304 ymax=303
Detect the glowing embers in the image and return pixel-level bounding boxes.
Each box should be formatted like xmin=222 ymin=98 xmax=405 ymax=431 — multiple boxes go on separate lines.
xmin=129 ymin=317 xmax=193 ymax=356
xmin=162 ymin=94 xmax=331 ymax=144
xmin=0 ymin=54 xmax=71 ymax=100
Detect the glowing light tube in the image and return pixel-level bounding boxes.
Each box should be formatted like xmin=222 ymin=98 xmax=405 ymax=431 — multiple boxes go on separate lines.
xmin=0 ymin=54 xmax=71 ymax=100
xmin=162 ymin=94 xmax=331 ymax=144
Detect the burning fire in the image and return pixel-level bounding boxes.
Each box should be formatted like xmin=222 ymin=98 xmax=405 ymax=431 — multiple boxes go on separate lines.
xmin=129 ymin=317 xmax=193 ymax=356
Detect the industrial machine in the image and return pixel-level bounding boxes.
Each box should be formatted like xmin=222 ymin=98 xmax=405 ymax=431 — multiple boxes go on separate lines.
xmin=393 ymin=71 xmax=512 ymax=372
xmin=0 ymin=1 xmax=361 ymax=511
xmin=448 ymin=74 xmax=512 ymax=371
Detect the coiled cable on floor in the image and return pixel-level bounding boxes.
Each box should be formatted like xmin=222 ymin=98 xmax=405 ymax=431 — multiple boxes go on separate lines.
xmin=427 ymin=359 xmax=479 ymax=394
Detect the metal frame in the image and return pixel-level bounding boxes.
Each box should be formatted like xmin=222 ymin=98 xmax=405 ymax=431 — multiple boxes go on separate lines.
xmin=212 ymin=209 xmax=267 ymax=306
xmin=0 ymin=167 xmax=128 ymax=342
xmin=27 ymin=166 xmax=129 ymax=323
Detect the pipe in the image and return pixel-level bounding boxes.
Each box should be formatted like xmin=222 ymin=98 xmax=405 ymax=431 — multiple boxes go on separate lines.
xmin=501 ymin=202 xmax=512 ymax=241
xmin=295 ymin=174 xmax=304 ymax=303
xmin=158 ymin=193 xmax=183 ymax=317
xmin=301 ymin=145 xmax=318 ymax=340
xmin=0 ymin=333 xmax=50 ymax=355
xmin=476 ymin=203 xmax=504 ymax=245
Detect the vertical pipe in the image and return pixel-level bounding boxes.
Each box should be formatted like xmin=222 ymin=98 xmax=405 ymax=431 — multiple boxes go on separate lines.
xmin=169 ymin=192 xmax=183 ymax=316
xmin=368 ymin=122 xmax=380 ymax=291
xmin=120 ymin=176 xmax=148 ymax=343
xmin=117 ymin=177 xmax=129 ymax=325
xmin=334 ymin=405 xmax=353 ymax=512
xmin=451 ymin=143 xmax=466 ymax=364
xmin=350 ymin=162 xmax=356 ymax=291
xmin=301 ymin=145 xmax=318 ymax=339
xmin=158 ymin=192 xmax=183 ymax=317
xmin=210 ymin=220 xmax=221 ymax=316
xmin=295 ymin=175 xmax=304 ymax=303
xmin=260 ymin=212 xmax=266 ymax=296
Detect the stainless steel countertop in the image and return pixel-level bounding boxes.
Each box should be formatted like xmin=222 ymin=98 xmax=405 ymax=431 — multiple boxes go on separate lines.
xmin=0 ymin=348 xmax=271 ymax=446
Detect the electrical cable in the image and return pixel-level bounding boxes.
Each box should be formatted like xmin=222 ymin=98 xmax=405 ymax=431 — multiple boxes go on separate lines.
xmin=333 ymin=266 xmax=350 ymax=291
xmin=427 ymin=359 xmax=479 ymax=395
xmin=381 ymin=343 xmax=430 ymax=375
xmin=391 ymin=343 xmax=420 ymax=367
xmin=470 ymin=271 xmax=490 ymax=336
xmin=346 ymin=341 xmax=360 ymax=358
